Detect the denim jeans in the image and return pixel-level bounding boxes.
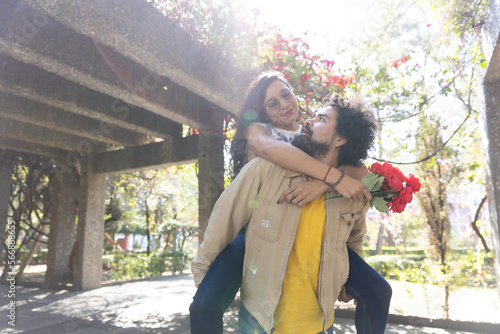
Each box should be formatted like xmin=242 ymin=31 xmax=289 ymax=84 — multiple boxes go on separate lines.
xmin=189 ymin=231 xmax=246 ymax=334
xmin=238 ymin=303 xmax=334 ymax=334
xmin=189 ymin=232 xmax=391 ymax=334
xmin=344 ymin=247 xmax=392 ymax=334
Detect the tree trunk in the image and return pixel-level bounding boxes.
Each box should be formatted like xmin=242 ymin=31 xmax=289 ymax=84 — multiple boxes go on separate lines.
xmin=145 ymin=200 xmax=151 ymax=256
xmin=444 ymin=284 xmax=450 ymax=319
xmin=104 ymin=233 xmax=126 ymax=255
xmin=375 ymin=224 xmax=384 ymax=255
xmin=17 ymin=222 xmax=48 ymax=279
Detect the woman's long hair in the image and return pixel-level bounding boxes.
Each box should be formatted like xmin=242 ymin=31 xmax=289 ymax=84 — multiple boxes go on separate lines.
xmin=230 ymin=72 xmax=292 ymax=179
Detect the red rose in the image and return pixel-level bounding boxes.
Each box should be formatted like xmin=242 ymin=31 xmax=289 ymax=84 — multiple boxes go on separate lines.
xmin=387 ymin=174 xmax=404 ymax=190
xmin=399 ymin=187 xmax=413 ymax=203
xmin=389 ymin=196 xmax=407 ymax=213
xmin=380 ymin=162 xmax=392 ymax=176
xmin=370 ymin=162 xmax=382 ymax=174
xmin=406 ymin=174 xmax=421 ymax=192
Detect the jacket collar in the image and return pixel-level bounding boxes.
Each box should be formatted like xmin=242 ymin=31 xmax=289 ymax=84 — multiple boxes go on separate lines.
xmin=284 ymin=169 xmax=304 ymax=178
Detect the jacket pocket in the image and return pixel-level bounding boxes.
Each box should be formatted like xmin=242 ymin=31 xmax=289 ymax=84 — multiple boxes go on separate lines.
xmin=339 ymin=211 xmax=361 ymax=243
xmin=250 ymin=197 xmax=285 ymax=243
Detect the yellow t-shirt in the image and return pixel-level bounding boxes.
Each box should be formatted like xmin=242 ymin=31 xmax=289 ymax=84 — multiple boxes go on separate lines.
xmin=273 ymin=195 xmax=334 ymax=333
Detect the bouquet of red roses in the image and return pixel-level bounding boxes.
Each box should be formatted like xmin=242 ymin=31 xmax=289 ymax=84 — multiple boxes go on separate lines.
xmin=325 ymin=162 xmax=421 ymax=213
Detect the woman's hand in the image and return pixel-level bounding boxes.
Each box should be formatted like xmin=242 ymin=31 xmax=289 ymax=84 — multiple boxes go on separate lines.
xmin=277 ymin=179 xmax=329 ymax=206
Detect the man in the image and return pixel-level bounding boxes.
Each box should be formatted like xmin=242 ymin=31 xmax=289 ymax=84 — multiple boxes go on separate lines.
xmin=192 ymin=95 xmax=376 ymax=334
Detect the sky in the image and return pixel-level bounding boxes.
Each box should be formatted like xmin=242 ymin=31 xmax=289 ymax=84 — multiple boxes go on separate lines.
xmin=248 ymin=0 xmax=381 ymax=63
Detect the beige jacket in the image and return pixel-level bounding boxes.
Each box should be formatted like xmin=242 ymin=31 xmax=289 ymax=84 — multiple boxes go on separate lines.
xmin=191 ymin=158 xmax=368 ymax=333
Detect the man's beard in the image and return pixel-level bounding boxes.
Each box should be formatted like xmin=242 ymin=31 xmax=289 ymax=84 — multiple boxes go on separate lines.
xmin=291 ymin=132 xmax=331 ymax=159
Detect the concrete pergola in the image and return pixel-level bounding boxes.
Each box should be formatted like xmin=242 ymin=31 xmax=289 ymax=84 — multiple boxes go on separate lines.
xmin=478 ymin=0 xmax=500 ymax=298
xmin=0 ymin=0 xmax=250 ymax=290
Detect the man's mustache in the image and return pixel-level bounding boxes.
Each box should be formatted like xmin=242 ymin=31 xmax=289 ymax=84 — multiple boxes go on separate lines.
xmin=302 ymin=123 xmax=312 ymax=135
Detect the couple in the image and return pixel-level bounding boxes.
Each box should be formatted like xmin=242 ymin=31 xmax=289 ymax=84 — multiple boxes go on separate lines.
xmin=190 ymin=72 xmax=392 ymax=334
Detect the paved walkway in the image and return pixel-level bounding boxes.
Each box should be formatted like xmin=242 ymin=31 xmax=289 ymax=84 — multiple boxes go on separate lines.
xmin=0 ymin=274 xmax=498 ymax=334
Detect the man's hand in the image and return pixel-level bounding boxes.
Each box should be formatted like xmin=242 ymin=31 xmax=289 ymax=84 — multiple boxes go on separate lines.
xmin=333 ymin=164 xmax=372 ymax=202
xmin=337 ymin=285 xmax=357 ymax=304
xmin=334 ymin=174 xmax=372 ymax=203
xmin=277 ymin=179 xmax=329 ymax=206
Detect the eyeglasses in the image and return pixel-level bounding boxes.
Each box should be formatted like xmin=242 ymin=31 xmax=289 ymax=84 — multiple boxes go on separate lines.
xmin=265 ymin=89 xmax=295 ymax=112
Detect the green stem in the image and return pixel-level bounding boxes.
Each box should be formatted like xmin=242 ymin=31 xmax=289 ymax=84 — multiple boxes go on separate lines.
xmin=323 ymin=189 xmax=394 ymax=201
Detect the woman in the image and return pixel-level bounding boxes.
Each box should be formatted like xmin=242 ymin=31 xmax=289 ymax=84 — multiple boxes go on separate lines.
xmin=190 ymin=72 xmax=391 ymax=334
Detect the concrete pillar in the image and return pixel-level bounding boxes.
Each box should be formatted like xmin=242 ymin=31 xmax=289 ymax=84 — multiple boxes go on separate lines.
xmin=197 ymin=113 xmax=225 ymax=244
xmin=73 ymin=154 xmax=105 ymax=290
xmin=478 ymin=83 xmax=500 ymax=296
xmin=44 ymin=162 xmax=78 ymax=288
xmin=0 ymin=158 xmax=14 ymax=262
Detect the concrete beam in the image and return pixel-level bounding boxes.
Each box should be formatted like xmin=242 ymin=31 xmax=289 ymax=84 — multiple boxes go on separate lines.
xmin=0 ymin=1 xmax=238 ymax=130
xmin=0 ymin=54 xmax=183 ymax=139
xmin=0 ymin=91 xmax=147 ymax=146
xmin=73 ymin=154 xmax=105 ymax=290
xmin=22 ymin=0 xmax=250 ymax=117
xmin=0 ymin=136 xmax=69 ymax=160
xmin=93 ymin=135 xmax=199 ymax=175
xmin=0 ymin=116 xmax=108 ymax=152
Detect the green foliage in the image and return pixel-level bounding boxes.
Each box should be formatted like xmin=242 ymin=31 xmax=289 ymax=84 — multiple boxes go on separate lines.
xmin=103 ymin=250 xmax=191 ymax=281
xmin=105 ymin=165 xmax=199 ymax=255
xmin=422 ymin=0 xmax=490 ymax=40
xmin=0 ymin=151 xmax=54 ymax=277
xmin=364 ymin=247 xmax=427 ymax=257
xmin=148 ymin=0 xmax=257 ymax=69
xmin=104 ymin=244 xmax=115 ymax=254
xmin=163 ymin=250 xmax=190 ymax=274
xmin=415 ymin=114 xmax=461 ymax=263
xmin=32 ymin=248 xmax=48 ymax=265
xmin=450 ymin=249 xmax=497 ymax=288
xmin=17 ymin=248 xmax=48 ymax=265
xmin=109 ymin=254 xmax=149 ymax=281
xmin=147 ymin=253 xmax=168 ymax=276
xmin=364 ymin=247 xmax=496 ymax=288
xmin=366 ymin=254 xmax=423 ymax=277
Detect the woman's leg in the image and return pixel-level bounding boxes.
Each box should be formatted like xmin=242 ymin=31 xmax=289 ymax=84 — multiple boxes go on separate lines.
xmin=344 ymin=247 xmax=392 ymax=334
xmin=189 ymin=231 xmax=245 ymax=334
xmin=238 ymin=304 xmax=267 ymax=334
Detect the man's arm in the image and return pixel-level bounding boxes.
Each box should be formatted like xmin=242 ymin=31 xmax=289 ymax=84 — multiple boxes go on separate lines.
xmin=191 ymin=158 xmax=272 ymax=287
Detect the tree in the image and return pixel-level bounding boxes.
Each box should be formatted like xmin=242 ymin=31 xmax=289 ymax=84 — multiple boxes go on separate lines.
xmin=0 ymin=151 xmax=52 ymax=280
xmin=105 ymin=165 xmax=199 ymax=254
xmin=255 ymin=26 xmax=352 ymax=113
xmin=415 ymin=114 xmax=463 ymax=318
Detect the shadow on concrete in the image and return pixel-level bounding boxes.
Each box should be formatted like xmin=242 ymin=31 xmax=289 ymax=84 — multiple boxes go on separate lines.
xmin=1 ymin=274 xmax=499 ymax=334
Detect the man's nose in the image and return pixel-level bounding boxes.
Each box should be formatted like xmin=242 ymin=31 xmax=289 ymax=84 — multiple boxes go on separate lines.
xmin=304 ymin=118 xmax=314 ymax=127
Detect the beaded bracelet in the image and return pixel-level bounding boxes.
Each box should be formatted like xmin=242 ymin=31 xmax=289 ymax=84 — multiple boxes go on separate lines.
xmin=326 ymin=169 xmax=344 ymax=188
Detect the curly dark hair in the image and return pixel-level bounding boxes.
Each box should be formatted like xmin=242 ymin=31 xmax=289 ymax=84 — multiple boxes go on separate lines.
xmin=322 ymin=94 xmax=376 ymax=166
xmin=230 ymin=71 xmax=293 ymax=179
